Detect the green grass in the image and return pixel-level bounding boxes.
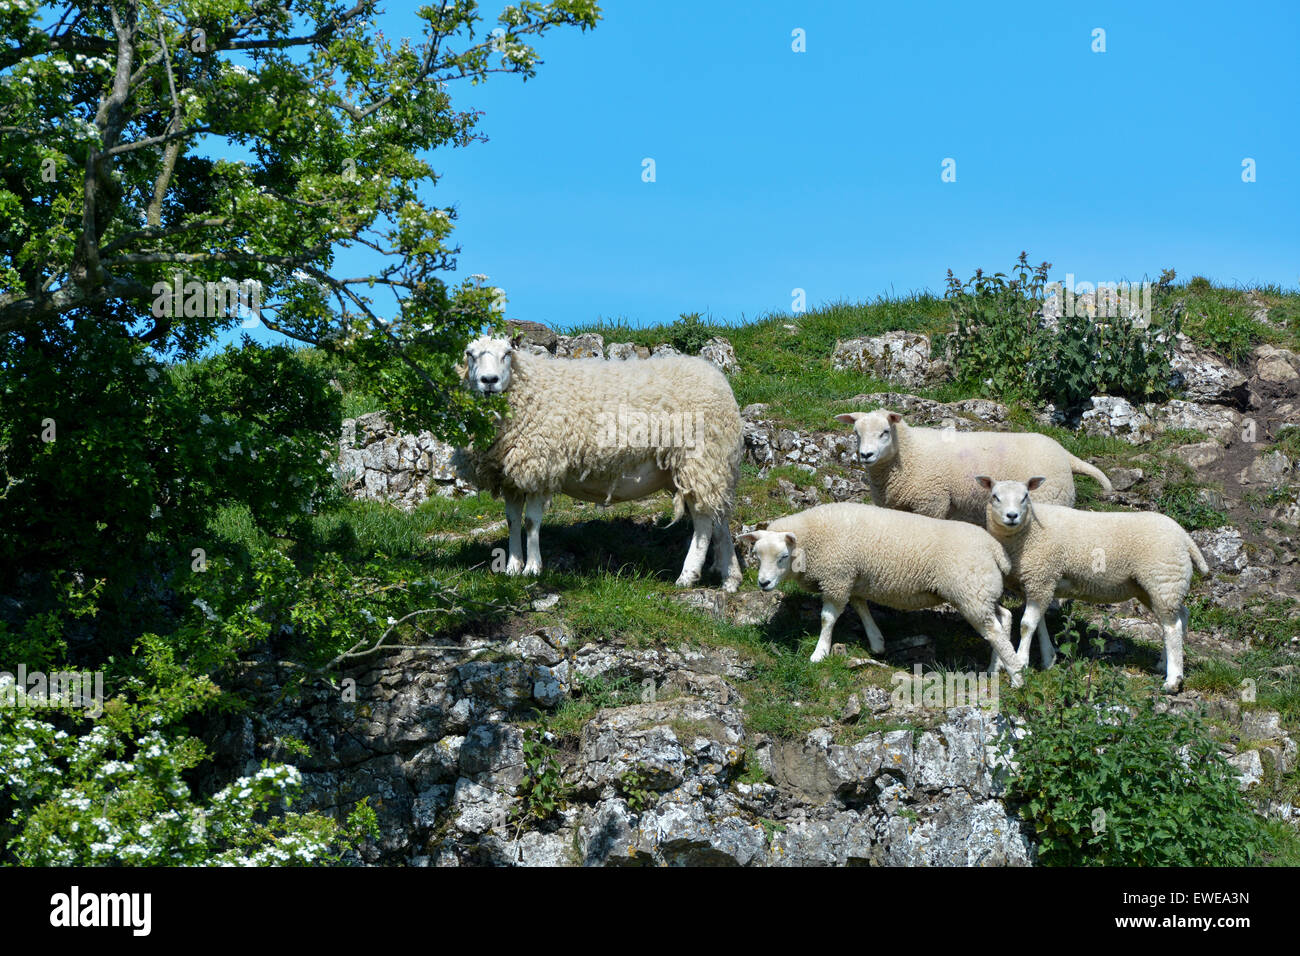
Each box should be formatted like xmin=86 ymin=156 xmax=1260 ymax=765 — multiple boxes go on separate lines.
xmin=1188 ymin=595 xmax=1300 ymax=653
xmin=279 ymin=279 xmax=1300 ymax=861
xmin=1273 ymin=426 xmax=1300 ymax=460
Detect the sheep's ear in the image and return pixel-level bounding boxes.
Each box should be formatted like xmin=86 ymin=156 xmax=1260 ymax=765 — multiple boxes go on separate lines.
xmin=886 ymin=411 xmax=903 ymax=425
xmin=455 ymin=361 xmax=468 ymax=381
xmin=833 ymin=413 xmax=860 ymax=426
xmin=738 ymin=532 xmax=759 ymax=546
xmin=975 ymin=475 xmax=994 ymax=491
xmin=508 ymin=333 xmax=523 ymax=350
xmin=790 ymin=548 xmax=806 ymax=573
xmin=1026 ymin=475 xmax=1047 ymax=491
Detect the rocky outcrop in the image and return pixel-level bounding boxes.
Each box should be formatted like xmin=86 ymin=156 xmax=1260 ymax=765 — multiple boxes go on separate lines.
xmin=832 ymin=331 xmax=949 ymax=388
xmin=206 ymin=629 xmax=1033 ymax=867
xmin=336 ymin=412 xmax=475 ymax=510
xmin=1170 ymin=335 xmax=1252 ymax=408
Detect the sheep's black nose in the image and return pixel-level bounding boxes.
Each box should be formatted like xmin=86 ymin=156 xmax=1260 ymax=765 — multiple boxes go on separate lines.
xmin=480 ymin=375 xmax=499 ymax=385
xmin=1005 ymin=511 xmax=1019 ymax=523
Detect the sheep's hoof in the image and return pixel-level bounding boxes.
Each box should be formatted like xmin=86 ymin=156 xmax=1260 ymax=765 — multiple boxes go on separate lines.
xmin=809 ymin=648 xmax=829 ymax=664
xmin=522 ymin=564 xmax=541 ymax=577
xmin=1008 ymin=670 xmax=1025 ymax=689
xmin=675 ymin=574 xmax=700 ymax=588
xmin=722 ymin=576 xmax=742 ymax=594
xmin=505 ymin=563 xmax=524 ymax=576
xmin=1162 ymin=677 xmax=1184 ymax=694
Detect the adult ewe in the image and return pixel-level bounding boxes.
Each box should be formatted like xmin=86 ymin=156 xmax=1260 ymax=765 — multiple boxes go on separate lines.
xmin=836 ymin=409 xmax=1112 ymax=525
xmin=455 ymin=334 xmax=744 ymax=590
xmin=976 ymin=476 xmax=1208 ymax=692
xmin=739 ymin=502 xmax=1023 ymax=682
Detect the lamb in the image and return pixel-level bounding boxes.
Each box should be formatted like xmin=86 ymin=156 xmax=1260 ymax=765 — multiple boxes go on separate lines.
xmin=455 ymin=334 xmax=744 ymax=590
xmin=739 ymin=502 xmax=1024 ymax=682
xmin=976 ymin=476 xmax=1209 ymax=692
xmin=835 ymin=409 xmax=1112 ymax=525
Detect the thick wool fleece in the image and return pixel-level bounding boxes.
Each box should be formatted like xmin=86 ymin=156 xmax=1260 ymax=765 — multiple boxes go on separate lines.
xmin=767 ymin=502 xmax=1011 ymax=621
xmin=987 ymin=501 xmax=1208 ymax=616
xmin=867 ymin=421 xmax=1112 ymax=524
xmin=457 ymin=350 xmax=742 ymax=520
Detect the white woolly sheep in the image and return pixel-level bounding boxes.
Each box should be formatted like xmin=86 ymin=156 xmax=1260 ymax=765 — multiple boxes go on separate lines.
xmin=976 ymin=476 xmax=1209 ymax=692
xmin=739 ymin=502 xmax=1023 ymax=681
xmin=835 ymin=409 xmax=1112 ymax=525
xmin=455 ymin=334 xmax=744 ymax=590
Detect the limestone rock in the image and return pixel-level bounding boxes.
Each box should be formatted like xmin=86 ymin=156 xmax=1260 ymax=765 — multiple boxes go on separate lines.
xmin=832 ymin=332 xmax=949 ymax=389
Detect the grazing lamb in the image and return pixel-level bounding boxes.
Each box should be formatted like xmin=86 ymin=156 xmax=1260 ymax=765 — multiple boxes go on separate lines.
xmin=976 ymin=476 xmax=1209 ymax=692
xmin=455 ymin=334 xmax=744 ymax=590
xmin=739 ymin=502 xmax=1023 ymax=681
xmin=835 ymin=409 xmax=1112 ymax=525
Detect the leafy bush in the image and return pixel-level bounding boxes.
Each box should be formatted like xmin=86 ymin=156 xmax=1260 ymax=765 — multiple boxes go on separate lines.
xmin=0 ymin=660 xmax=377 ymax=866
xmin=1000 ymin=658 xmax=1268 ymax=866
xmin=0 ymin=323 xmax=342 ymax=655
xmin=944 ymin=253 xmax=1180 ymax=409
xmin=513 ymin=720 xmax=565 ymax=828
xmin=666 ymin=312 xmax=715 ymax=354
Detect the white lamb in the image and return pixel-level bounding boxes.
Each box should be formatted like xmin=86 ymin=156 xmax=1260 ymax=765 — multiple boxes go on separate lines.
xmin=836 ymin=409 xmax=1112 ymax=525
xmin=739 ymin=502 xmax=1024 ymax=682
xmin=455 ymin=334 xmax=744 ymax=590
xmin=976 ymin=476 xmax=1209 ymax=692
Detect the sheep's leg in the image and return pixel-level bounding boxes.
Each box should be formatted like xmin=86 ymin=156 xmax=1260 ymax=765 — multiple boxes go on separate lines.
xmin=522 ymin=494 xmax=546 ymax=576
xmin=710 ymin=517 xmax=742 ymax=593
xmin=1037 ymin=617 xmax=1056 ymax=670
xmin=1160 ymin=608 xmax=1187 ymax=693
xmin=503 ymin=492 xmax=525 ymax=575
xmin=850 ymin=597 xmax=887 ymax=655
xmin=988 ymin=606 xmax=1014 ymax=674
xmin=1016 ymin=599 xmax=1047 ymax=669
xmin=675 ymin=509 xmax=713 ymax=588
xmin=810 ymin=597 xmax=845 ymax=663
xmin=979 ymin=609 xmax=1022 ymax=686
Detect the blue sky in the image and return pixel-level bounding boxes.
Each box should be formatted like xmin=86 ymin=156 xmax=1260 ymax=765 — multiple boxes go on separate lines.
xmin=236 ymin=0 xmax=1299 ymax=344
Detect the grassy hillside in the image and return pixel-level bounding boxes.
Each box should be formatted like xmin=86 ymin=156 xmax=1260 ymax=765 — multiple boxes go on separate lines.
xmin=211 ymin=277 xmax=1300 ymax=864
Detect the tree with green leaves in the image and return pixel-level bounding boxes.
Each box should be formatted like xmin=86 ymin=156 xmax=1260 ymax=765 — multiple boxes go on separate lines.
xmin=0 ymin=0 xmax=600 ymax=633
xmin=2 ymin=0 xmax=600 ymax=441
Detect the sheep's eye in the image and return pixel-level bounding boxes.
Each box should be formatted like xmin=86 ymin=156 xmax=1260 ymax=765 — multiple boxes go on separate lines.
xmin=880 ymin=430 xmax=889 ymax=438
xmin=1021 ymin=494 xmax=1028 ymax=503
xmin=992 ymin=495 xmax=1000 ymax=503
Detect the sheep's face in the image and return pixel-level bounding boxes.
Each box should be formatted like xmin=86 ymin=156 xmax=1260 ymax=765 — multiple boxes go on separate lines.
xmin=976 ymin=476 xmax=1045 ymax=532
xmin=464 ymin=336 xmax=515 ymax=394
xmin=835 ymin=410 xmax=902 ymax=466
xmin=738 ymin=530 xmax=805 ymax=590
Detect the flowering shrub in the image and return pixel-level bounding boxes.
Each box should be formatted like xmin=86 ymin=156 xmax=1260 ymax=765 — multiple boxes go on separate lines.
xmin=0 ymin=683 xmax=377 ymax=865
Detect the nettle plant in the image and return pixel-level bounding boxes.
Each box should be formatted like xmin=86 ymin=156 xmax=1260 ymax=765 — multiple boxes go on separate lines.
xmin=944 ymin=253 xmax=1180 ymax=409
xmin=999 ymin=660 xmax=1267 ymax=866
